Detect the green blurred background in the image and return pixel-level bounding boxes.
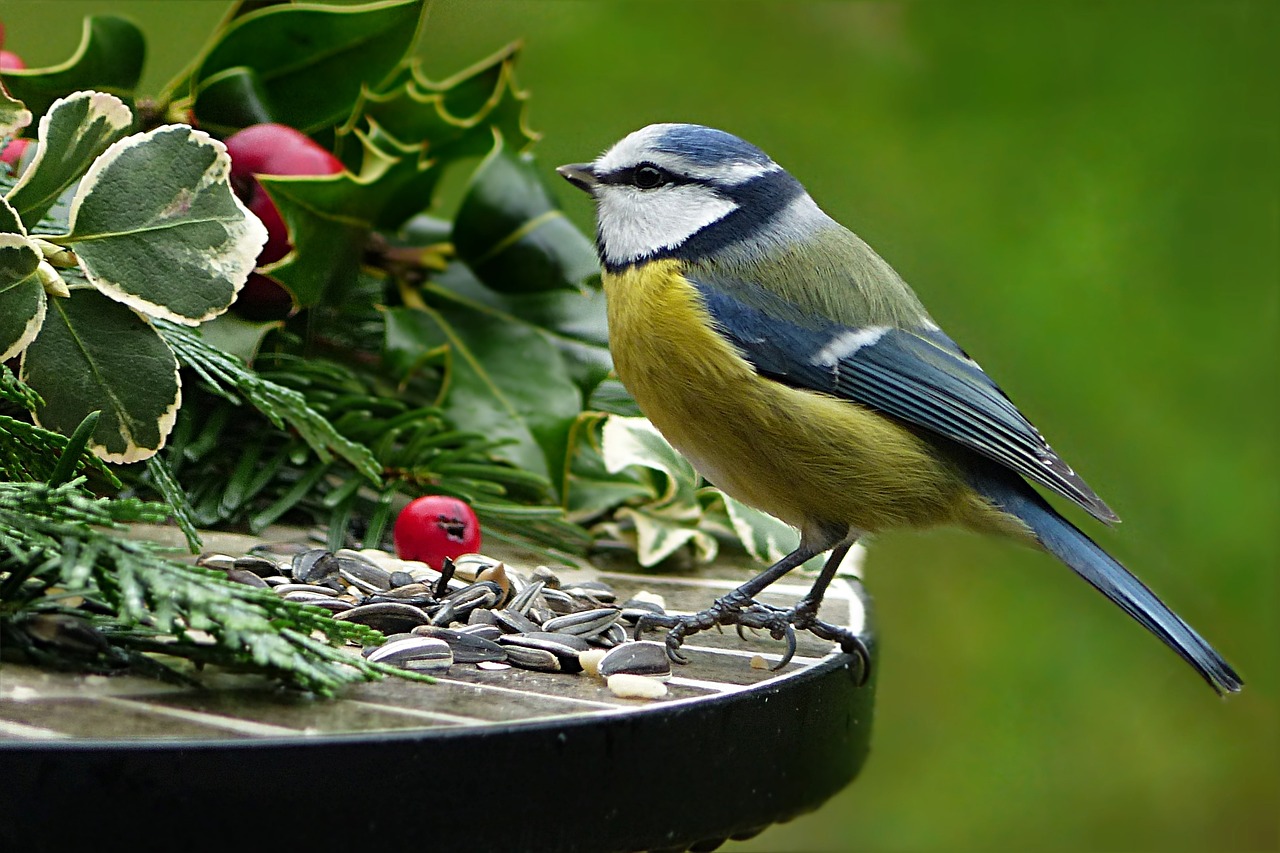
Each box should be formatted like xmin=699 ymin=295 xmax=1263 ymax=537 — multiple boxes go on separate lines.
xmin=4 ymin=1 xmax=1275 ymax=850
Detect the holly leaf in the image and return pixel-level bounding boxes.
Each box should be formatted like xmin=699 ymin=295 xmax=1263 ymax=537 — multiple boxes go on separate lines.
xmin=452 ymin=132 xmax=599 ymax=294
xmin=0 ymin=231 xmax=46 ymax=361
xmin=61 ymin=124 xmax=268 ymax=325
xmin=0 ymin=16 xmax=145 ymax=122
xmin=185 ymin=66 xmax=275 ymax=136
xmin=4 ymin=90 xmax=133 ymax=229
xmin=192 ymin=0 xmax=426 ymax=134
xmin=351 ymin=42 xmax=537 ymax=159
xmin=254 ymin=171 xmax=372 ymax=308
xmin=21 ymin=288 xmax=181 ymax=462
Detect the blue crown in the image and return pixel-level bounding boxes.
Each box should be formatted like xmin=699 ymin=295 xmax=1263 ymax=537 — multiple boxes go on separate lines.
xmin=651 ymin=124 xmax=774 ymax=169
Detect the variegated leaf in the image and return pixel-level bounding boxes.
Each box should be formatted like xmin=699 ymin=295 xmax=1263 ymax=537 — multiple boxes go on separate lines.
xmin=4 ymin=90 xmax=133 ymax=228
xmin=0 ymin=231 xmax=46 ymax=361
xmin=21 ymin=287 xmax=181 ymax=462
xmin=62 ymin=124 xmax=268 ymax=325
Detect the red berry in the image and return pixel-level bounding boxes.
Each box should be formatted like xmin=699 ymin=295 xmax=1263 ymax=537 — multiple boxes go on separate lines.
xmin=1 ymin=137 xmax=28 ymax=170
xmin=0 ymin=50 xmax=23 ymax=71
xmin=393 ymin=496 xmax=482 ymax=568
xmin=223 ymin=124 xmax=343 ymax=313
xmin=224 ymin=124 xmax=343 ymax=261
xmin=233 ymin=272 xmax=294 ymax=321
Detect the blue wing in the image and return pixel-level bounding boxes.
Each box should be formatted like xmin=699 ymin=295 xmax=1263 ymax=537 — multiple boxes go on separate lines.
xmin=690 ymin=274 xmax=1119 ymax=524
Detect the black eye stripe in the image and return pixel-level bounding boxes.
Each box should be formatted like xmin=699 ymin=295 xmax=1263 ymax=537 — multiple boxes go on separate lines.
xmin=597 ymin=163 xmax=696 ymax=189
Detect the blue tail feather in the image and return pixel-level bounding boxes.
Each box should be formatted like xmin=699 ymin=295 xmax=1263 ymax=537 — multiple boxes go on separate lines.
xmin=979 ymin=478 xmax=1243 ymax=695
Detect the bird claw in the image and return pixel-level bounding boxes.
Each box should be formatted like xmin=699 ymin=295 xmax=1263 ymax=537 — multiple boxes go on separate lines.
xmin=737 ymin=601 xmax=871 ymax=679
xmin=635 ymin=596 xmax=871 ymax=682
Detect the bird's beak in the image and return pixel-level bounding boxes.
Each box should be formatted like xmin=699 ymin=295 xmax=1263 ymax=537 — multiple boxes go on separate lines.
xmin=557 ymin=163 xmax=600 ymax=193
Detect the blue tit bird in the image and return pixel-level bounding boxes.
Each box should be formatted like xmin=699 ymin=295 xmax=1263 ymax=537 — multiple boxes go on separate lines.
xmin=557 ymin=123 xmax=1242 ymax=695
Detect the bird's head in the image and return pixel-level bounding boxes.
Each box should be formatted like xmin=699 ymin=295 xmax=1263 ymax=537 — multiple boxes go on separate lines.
xmin=557 ymin=123 xmax=820 ymax=273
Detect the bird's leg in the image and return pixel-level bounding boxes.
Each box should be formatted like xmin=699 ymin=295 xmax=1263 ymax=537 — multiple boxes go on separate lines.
xmin=634 ymin=545 xmax=819 ymax=664
xmin=736 ymin=541 xmax=872 ymax=680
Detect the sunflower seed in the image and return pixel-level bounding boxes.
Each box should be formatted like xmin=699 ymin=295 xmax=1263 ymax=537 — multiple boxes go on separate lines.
xmin=334 ymin=602 xmax=431 ymax=633
xmin=620 ymin=599 xmax=666 ymax=623
xmin=590 ymin=623 xmax=628 ymax=648
xmin=292 ymin=550 xmax=338 ymax=584
xmin=366 ymin=637 xmax=452 ymax=669
xmin=337 ymin=554 xmax=393 ymax=593
xmin=542 ymin=608 xmax=620 ymax=638
xmin=492 ymin=608 xmax=540 ymax=635
xmin=413 ymin=627 xmax=507 ymax=663
xmin=539 ymin=588 xmax=577 ymax=614
xmin=297 ymin=598 xmax=355 ymax=614
xmin=467 ymin=607 xmax=500 ymax=627
xmin=273 ymin=584 xmax=339 ymax=597
xmin=503 ymin=645 xmax=561 ymax=673
xmin=233 ymin=555 xmax=283 ymax=577
xmin=226 ymin=568 xmax=268 ymax=588
xmin=530 ymin=566 xmax=561 ymax=589
xmin=455 ymin=624 xmax=503 ymax=642
xmin=599 ymin=641 xmax=671 ymax=677
xmin=564 ymin=581 xmax=617 ymax=604
xmin=451 ymin=553 xmax=502 ymax=582
xmin=283 ymin=591 xmax=344 ymax=605
xmin=507 ymin=580 xmax=545 ymax=616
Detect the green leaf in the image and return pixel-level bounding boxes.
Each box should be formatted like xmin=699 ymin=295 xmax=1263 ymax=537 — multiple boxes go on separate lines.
xmin=452 ymin=132 xmax=599 ymax=294
xmin=195 ymin=312 xmax=281 ymax=363
xmin=254 ymin=172 xmax=373 ymax=307
xmin=0 ymin=16 xmax=146 ymax=122
xmin=62 ymin=124 xmax=268 ymax=325
xmin=600 ymin=415 xmax=702 ymax=512
xmin=612 ymin=505 xmax=719 ymax=568
xmin=192 ymin=0 xmax=426 ymax=134
xmin=342 ymin=120 xmax=442 ymax=232
xmin=0 ymin=196 xmax=23 ymax=233
xmin=184 ymin=67 xmax=275 ymax=136
xmin=144 ymin=454 xmax=202 ymax=552
xmin=720 ymin=491 xmax=802 ymax=566
xmin=349 ymin=42 xmax=537 ymax=158
xmin=4 ymin=91 xmax=133 ymax=229
xmin=563 ymin=412 xmax=654 ymax=523
xmin=0 ymin=232 xmax=46 ymax=361
xmin=427 ymin=260 xmax=612 ymax=395
xmin=0 ymin=87 xmax=33 ymax=139
xmin=46 ymin=410 xmax=101 ymax=487
xmin=383 ymin=300 xmax=582 ymax=494
xmin=21 ymin=288 xmax=181 ymax=462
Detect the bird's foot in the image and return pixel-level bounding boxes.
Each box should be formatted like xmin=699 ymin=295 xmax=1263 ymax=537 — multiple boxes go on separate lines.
xmin=733 ymin=599 xmax=871 ymax=680
xmin=635 ymin=594 xmax=871 ymax=683
xmin=633 ymin=590 xmax=756 ymax=665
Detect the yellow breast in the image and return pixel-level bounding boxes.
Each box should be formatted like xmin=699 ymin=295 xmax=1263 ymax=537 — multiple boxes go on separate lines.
xmin=603 ymin=260 xmax=1012 ymax=540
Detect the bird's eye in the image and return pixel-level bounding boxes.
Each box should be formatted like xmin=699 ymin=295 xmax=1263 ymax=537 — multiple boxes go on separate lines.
xmin=633 ymin=165 xmax=665 ymax=189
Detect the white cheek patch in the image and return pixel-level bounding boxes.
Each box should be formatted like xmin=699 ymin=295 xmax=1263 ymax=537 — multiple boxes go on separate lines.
xmin=596 ymin=184 xmax=737 ymax=267
xmin=811 ymin=326 xmax=889 ymax=367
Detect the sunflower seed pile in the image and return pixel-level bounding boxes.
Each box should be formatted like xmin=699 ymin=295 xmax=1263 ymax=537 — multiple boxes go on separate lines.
xmin=199 ymin=545 xmax=673 ymax=700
